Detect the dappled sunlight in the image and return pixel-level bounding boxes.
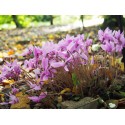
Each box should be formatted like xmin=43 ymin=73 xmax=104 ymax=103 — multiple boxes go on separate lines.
xmin=0 ymin=15 xmax=104 ymax=31
xmin=83 ymin=16 xmax=104 ymax=27
xmin=42 ymin=16 xmax=104 ymax=33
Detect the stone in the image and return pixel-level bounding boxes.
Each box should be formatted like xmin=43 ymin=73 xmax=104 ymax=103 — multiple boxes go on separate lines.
xmin=61 ymin=97 xmax=99 ymax=109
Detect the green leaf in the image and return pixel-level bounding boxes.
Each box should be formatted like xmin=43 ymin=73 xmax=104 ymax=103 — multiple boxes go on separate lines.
xmin=119 ymin=91 xmax=125 ymax=97
xmin=71 ymin=73 xmax=80 ymax=86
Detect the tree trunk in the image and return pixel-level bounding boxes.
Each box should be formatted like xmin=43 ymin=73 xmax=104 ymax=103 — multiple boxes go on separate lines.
xmin=117 ymin=15 xmax=125 ymax=72
xmin=117 ymin=15 xmax=123 ymax=32
xmin=50 ymin=15 xmax=53 ymax=25
xmin=12 ymin=15 xmax=23 ymax=28
xmin=80 ymin=15 xmax=84 ymax=31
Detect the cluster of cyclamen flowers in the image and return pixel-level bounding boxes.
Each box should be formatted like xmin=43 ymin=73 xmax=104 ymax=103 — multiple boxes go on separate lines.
xmin=22 ymin=35 xmax=93 ymax=102
xmin=0 ymin=60 xmax=21 ymax=82
xmin=0 ymin=60 xmax=21 ymax=105
xmin=0 ymin=34 xmax=93 ymax=104
xmin=23 ymin=34 xmax=92 ymax=83
xmin=98 ymin=27 xmax=125 ymax=53
xmin=0 ymin=27 xmax=125 ymax=105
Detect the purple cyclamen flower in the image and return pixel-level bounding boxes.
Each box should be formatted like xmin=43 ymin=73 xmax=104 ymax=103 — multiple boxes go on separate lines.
xmin=116 ymin=44 xmax=123 ymax=52
xmin=20 ymin=34 xmax=95 ymax=85
xmin=40 ymin=68 xmax=53 ymax=82
xmin=80 ymin=53 xmax=88 ymax=60
xmin=50 ymin=61 xmax=65 ymax=68
xmin=67 ymin=41 xmax=76 ymax=52
xmin=0 ymin=102 xmax=8 ymax=105
xmin=28 ymin=92 xmax=47 ymax=102
xmin=98 ymin=28 xmax=114 ymax=43
xmin=24 ymin=58 xmax=36 ymax=70
xmin=98 ymin=28 xmax=125 ymax=53
xmin=28 ymin=82 xmax=41 ymax=91
xmin=114 ymin=30 xmax=121 ymax=39
xmin=85 ymin=39 xmax=92 ymax=47
xmin=42 ymin=41 xmax=57 ymax=56
xmin=98 ymin=29 xmax=104 ymax=42
xmin=12 ymin=60 xmax=21 ymax=75
xmin=9 ymin=94 xmax=19 ymax=104
xmin=0 ymin=60 xmax=21 ymax=81
xmin=42 ymin=57 xmax=49 ymax=70
xmin=11 ymin=87 xmax=19 ymax=95
xmin=120 ymin=34 xmax=125 ymax=46
xmin=40 ymin=73 xmax=49 ymax=81
xmin=22 ymin=45 xmax=33 ymax=56
xmin=33 ymin=46 xmax=42 ymax=59
xmin=101 ymin=41 xmax=115 ymax=53
xmin=33 ymin=68 xmax=41 ymax=79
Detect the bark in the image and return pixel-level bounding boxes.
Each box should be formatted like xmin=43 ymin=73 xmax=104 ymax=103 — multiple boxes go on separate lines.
xmin=50 ymin=15 xmax=53 ymax=25
xmin=12 ymin=15 xmax=23 ymax=28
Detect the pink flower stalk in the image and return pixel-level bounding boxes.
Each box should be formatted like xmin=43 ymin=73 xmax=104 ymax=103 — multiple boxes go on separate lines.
xmin=91 ymin=56 xmax=94 ymax=65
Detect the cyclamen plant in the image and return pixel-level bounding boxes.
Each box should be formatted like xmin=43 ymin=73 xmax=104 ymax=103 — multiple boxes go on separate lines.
xmin=0 ymin=27 xmax=125 ymax=107
xmin=0 ymin=60 xmax=21 ymax=82
xmin=98 ymin=27 xmax=125 ymax=53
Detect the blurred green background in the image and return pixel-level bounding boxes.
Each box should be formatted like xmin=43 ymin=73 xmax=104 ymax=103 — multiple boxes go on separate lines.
xmin=0 ymin=15 xmax=124 ymax=30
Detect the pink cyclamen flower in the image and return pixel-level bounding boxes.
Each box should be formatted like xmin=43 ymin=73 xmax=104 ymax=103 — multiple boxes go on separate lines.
xmin=0 ymin=60 xmax=21 ymax=81
xmin=42 ymin=57 xmax=49 ymax=70
xmin=33 ymin=46 xmax=42 ymax=59
xmin=28 ymin=82 xmax=41 ymax=91
xmin=85 ymin=39 xmax=92 ymax=47
xmin=98 ymin=28 xmax=125 ymax=53
xmin=24 ymin=58 xmax=36 ymax=70
xmin=28 ymin=92 xmax=47 ymax=102
xmin=98 ymin=29 xmax=104 ymax=42
xmin=50 ymin=61 xmax=65 ymax=68
xmin=33 ymin=68 xmax=41 ymax=79
xmin=67 ymin=41 xmax=76 ymax=52
xmin=114 ymin=30 xmax=121 ymax=39
xmin=98 ymin=28 xmax=114 ymax=43
xmin=101 ymin=41 xmax=115 ymax=53
xmin=116 ymin=44 xmax=123 ymax=52
xmin=0 ymin=102 xmax=8 ymax=105
xmin=80 ymin=53 xmax=88 ymax=60
xmin=9 ymin=94 xmax=19 ymax=104
xmin=11 ymin=87 xmax=19 ymax=95
xmin=22 ymin=45 xmax=33 ymax=56
xmin=120 ymin=34 xmax=125 ymax=46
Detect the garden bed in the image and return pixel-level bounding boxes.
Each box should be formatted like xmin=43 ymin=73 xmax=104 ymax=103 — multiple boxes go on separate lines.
xmin=0 ymin=27 xmax=125 ymax=109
